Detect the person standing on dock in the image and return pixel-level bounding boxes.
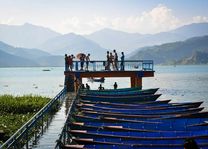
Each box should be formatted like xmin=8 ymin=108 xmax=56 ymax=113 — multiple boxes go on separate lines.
xmin=109 ymin=52 xmax=114 ymax=70
xmin=98 ymin=84 xmax=104 ymax=90
xmin=86 ymin=83 xmax=90 ymax=90
xmin=65 ymin=54 xmax=69 ymax=71
xmin=80 ymin=54 xmax=85 ymax=71
xmin=85 ymin=54 xmax=90 ymax=71
xmin=120 ymin=52 xmax=125 ymax=71
xmin=68 ymin=55 xmax=72 ymax=71
xmin=113 ymin=50 xmax=118 ymax=70
xmin=114 ymin=82 xmax=118 ymax=89
xmin=105 ymin=51 xmax=110 ymax=70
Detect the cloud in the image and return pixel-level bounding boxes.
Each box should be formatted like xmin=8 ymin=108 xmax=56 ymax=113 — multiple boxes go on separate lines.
xmin=0 ymin=18 xmax=16 ymax=25
xmin=2 ymin=4 xmax=207 ymax=35
xmin=192 ymin=16 xmax=208 ymax=23
xmin=58 ymin=4 xmax=182 ymax=34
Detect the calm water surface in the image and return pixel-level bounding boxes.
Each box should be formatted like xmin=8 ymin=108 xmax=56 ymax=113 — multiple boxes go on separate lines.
xmin=0 ymin=65 xmax=208 ymax=108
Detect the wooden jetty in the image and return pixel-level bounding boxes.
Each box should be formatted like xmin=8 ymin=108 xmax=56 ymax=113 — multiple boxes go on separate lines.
xmin=64 ymin=60 xmax=154 ymax=92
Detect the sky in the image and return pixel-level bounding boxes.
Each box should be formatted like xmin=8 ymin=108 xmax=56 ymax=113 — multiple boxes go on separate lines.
xmin=0 ymin=0 xmax=208 ymax=34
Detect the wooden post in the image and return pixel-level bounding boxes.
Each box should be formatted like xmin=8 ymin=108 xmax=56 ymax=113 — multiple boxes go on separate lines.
xmin=130 ymin=77 xmax=135 ymax=87
xmin=65 ymin=74 xmax=75 ymax=92
xmin=74 ymin=76 xmax=82 ymax=92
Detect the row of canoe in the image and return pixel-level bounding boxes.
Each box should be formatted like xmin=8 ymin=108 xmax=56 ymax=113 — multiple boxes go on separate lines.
xmin=61 ymin=87 xmax=208 ymax=149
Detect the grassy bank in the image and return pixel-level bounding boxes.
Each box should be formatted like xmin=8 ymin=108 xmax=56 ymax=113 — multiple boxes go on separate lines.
xmin=0 ymin=95 xmax=50 ymax=143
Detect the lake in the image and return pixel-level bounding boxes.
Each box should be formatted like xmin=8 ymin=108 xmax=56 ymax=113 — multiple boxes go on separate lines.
xmin=0 ymin=65 xmax=208 ymax=108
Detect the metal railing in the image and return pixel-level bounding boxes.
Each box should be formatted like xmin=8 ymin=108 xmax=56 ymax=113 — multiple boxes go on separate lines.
xmin=55 ymin=90 xmax=79 ymax=149
xmin=65 ymin=60 xmax=154 ymax=72
xmin=0 ymin=88 xmax=67 ymax=149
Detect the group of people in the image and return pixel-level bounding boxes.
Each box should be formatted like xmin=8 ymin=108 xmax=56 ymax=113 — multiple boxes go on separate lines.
xmin=98 ymin=82 xmax=117 ymax=90
xmin=105 ymin=50 xmax=125 ymax=71
xmin=80 ymin=53 xmax=90 ymax=71
xmin=80 ymin=82 xmax=118 ymax=91
xmin=80 ymin=83 xmax=90 ymax=90
xmin=65 ymin=50 xmax=125 ymax=71
xmin=65 ymin=53 xmax=90 ymax=71
xmin=65 ymin=54 xmax=75 ymax=71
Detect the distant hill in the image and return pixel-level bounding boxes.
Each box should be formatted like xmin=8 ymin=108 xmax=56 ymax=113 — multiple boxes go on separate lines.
xmin=176 ymin=51 xmax=208 ymax=65
xmin=170 ymin=23 xmax=208 ymax=37
xmin=85 ymin=23 xmax=208 ymax=53
xmin=0 ymin=23 xmax=60 ymax=48
xmin=1 ymin=22 xmax=208 ymax=56
xmin=128 ymin=36 xmax=208 ymax=64
xmin=0 ymin=41 xmax=51 ymax=60
xmin=39 ymin=33 xmax=106 ymax=59
xmin=0 ymin=41 xmax=65 ymax=67
xmin=0 ymin=49 xmax=39 ymax=67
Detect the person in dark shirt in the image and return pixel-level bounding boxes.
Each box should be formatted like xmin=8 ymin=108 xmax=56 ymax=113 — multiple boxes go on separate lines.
xmin=65 ymin=54 xmax=69 ymax=71
xmin=80 ymin=84 xmax=85 ymax=90
xmin=105 ymin=51 xmax=110 ymax=70
xmin=85 ymin=54 xmax=90 ymax=71
xmin=120 ymin=52 xmax=125 ymax=71
xmin=86 ymin=83 xmax=90 ymax=90
xmin=98 ymin=84 xmax=104 ymax=90
xmin=113 ymin=49 xmax=118 ymax=70
xmin=80 ymin=55 xmax=85 ymax=71
xmin=113 ymin=82 xmax=118 ymax=89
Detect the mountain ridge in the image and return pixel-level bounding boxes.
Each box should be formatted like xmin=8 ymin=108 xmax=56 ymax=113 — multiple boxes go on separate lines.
xmin=128 ymin=35 xmax=208 ymax=64
xmin=85 ymin=23 xmax=208 ymax=53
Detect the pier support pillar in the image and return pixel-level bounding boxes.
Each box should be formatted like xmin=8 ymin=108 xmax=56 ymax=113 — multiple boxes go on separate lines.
xmin=65 ymin=74 xmax=75 ymax=92
xmin=136 ymin=77 xmax=142 ymax=89
xmin=74 ymin=77 xmax=82 ymax=92
xmin=130 ymin=77 xmax=136 ymax=88
xmin=130 ymin=76 xmax=142 ymax=89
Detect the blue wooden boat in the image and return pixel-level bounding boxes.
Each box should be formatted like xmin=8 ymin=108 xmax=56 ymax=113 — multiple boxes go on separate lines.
xmin=77 ymin=103 xmax=203 ymax=113
xmin=63 ymin=144 xmax=208 ymax=149
xmin=71 ymin=138 xmax=208 ymax=148
xmin=81 ymin=88 xmax=159 ymax=96
xmin=73 ymin=111 xmax=208 ymax=123
xmin=80 ymin=100 xmax=203 ymax=109
xmin=80 ymin=108 xmax=203 ymax=120
xmin=87 ymin=77 xmax=105 ymax=83
xmin=62 ymin=85 xmax=208 ymax=149
xmin=80 ymin=99 xmax=171 ymax=107
xmin=80 ymin=94 xmax=161 ymax=103
xmin=69 ymin=129 xmax=208 ymax=141
xmin=69 ymin=119 xmax=208 ymax=132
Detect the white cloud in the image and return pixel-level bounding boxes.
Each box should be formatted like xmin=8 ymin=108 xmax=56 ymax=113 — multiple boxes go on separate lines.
xmin=192 ymin=16 xmax=208 ymax=23
xmin=56 ymin=4 xmax=183 ymax=34
xmin=110 ymin=4 xmax=181 ymax=34
xmin=1 ymin=4 xmax=207 ymax=35
xmin=0 ymin=18 xmax=16 ymax=25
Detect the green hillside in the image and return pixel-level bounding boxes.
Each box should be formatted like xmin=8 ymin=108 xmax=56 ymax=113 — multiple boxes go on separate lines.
xmin=129 ymin=35 xmax=208 ymax=64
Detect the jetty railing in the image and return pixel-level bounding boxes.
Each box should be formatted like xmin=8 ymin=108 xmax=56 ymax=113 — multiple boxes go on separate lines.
xmin=66 ymin=60 xmax=154 ymax=71
xmin=0 ymin=88 xmax=67 ymax=149
xmin=55 ymin=90 xmax=79 ymax=149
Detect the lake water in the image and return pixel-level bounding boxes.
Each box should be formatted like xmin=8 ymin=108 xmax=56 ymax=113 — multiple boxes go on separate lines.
xmin=0 ymin=65 xmax=208 ymax=108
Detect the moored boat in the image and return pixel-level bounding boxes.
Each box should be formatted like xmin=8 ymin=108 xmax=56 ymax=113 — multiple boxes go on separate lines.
xmin=81 ymin=88 xmax=159 ymax=96
xmin=80 ymin=94 xmax=161 ymax=103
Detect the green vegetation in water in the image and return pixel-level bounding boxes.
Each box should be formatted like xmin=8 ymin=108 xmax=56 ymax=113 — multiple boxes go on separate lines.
xmin=0 ymin=94 xmax=50 ymax=142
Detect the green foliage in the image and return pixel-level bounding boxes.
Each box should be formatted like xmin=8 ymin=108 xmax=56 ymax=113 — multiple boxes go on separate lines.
xmin=130 ymin=35 xmax=208 ymax=64
xmin=0 ymin=95 xmax=50 ymax=142
xmin=0 ymin=113 xmax=33 ymax=140
xmin=0 ymin=94 xmax=50 ymax=114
